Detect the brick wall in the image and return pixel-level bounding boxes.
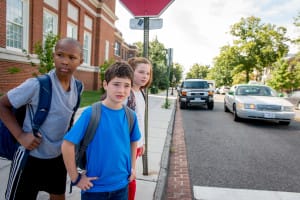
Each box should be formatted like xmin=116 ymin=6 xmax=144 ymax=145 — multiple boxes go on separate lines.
xmin=0 ymin=0 xmax=137 ymax=93
xmin=0 ymin=61 xmax=39 ymax=94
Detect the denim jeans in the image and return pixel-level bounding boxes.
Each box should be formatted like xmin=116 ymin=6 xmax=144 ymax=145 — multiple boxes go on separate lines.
xmin=81 ymin=185 xmax=128 ymax=200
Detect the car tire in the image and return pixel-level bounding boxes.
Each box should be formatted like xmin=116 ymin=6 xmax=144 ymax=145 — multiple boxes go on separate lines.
xmin=279 ymin=121 xmax=290 ymax=125
xmin=207 ymin=102 xmax=214 ymax=110
xmin=233 ymin=104 xmax=241 ymax=122
xmin=180 ymin=102 xmax=186 ymax=109
xmin=224 ymin=102 xmax=229 ymax=112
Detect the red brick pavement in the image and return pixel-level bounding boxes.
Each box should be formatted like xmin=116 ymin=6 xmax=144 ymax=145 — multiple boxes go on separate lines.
xmin=166 ymin=103 xmax=193 ymax=200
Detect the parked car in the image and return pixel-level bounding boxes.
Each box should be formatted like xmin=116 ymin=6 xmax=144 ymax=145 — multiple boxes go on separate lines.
xmin=224 ymin=84 xmax=295 ymax=125
xmin=285 ymin=91 xmax=300 ymax=110
xmin=219 ymin=86 xmax=230 ymax=95
xmin=178 ymin=79 xmax=214 ymax=110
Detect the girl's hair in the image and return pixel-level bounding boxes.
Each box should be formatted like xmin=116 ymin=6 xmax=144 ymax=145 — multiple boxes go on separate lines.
xmin=104 ymin=61 xmax=134 ymax=85
xmin=127 ymin=57 xmax=153 ymax=88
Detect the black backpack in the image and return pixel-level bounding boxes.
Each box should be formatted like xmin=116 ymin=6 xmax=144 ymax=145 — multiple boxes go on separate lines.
xmin=0 ymin=75 xmax=82 ymax=160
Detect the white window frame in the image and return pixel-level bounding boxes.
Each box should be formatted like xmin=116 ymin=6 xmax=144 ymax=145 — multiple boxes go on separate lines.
xmin=44 ymin=0 xmax=58 ymax=10
xmin=114 ymin=41 xmax=121 ymax=56
xmin=68 ymin=3 xmax=78 ymax=22
xmin=67 ymin=22 xmax=78 ymax=40
xmin=43 ymin=9 xmax=58 ymax=42
xmin=83 ymin=31 xmax=92 ymax=65
xmin=105 ymin=40 xmax=109 ymax=61
xmin=84 ymin=15 xmax=93 ymax=31
xmin=6 ymin=0 xmax=29 ymax=52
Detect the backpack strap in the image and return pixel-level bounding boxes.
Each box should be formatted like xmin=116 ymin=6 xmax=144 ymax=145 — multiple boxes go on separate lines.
xmin=32 ymin=74 xmax=52 ymax=136
xmin=123 ymin=105 xmax=135 ymax=133
xmin=74 ymin=79 xmax=83 ymax=112
xmin=68 ymin=79 xmax=83 ymax=130
xmin=140 ymin=88 xmax=146 ymax=101
xmin=76 ymin=101 xmax=101 ymax=169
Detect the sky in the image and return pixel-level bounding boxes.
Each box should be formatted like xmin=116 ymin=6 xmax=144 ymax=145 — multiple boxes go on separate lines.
xmin=115 ymin=0 xmax=300 ymax=72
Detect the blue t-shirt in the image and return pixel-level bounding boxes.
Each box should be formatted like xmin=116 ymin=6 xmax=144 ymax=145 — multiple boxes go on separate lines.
xmin=64 ymin=103 xmax=141 ymax=192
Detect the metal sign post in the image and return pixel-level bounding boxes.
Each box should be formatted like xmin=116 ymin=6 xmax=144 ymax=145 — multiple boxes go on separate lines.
xmin=120 ymin=0 xmax=175 ymax=176
xmin=142 ymin=17 xmax=149 ymax=175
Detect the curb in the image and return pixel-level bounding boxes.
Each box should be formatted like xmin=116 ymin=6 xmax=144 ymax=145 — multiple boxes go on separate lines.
xmin=153 ymin=99 xmax=177 ymax=200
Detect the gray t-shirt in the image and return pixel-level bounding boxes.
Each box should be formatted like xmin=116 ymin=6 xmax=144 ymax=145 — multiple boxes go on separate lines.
xmin=8 ymin=69 xmax=80 ymax=159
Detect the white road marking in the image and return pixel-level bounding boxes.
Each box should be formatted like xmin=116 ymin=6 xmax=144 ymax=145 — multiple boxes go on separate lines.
xmin=193 ymin=185 xmax=300 ymax=200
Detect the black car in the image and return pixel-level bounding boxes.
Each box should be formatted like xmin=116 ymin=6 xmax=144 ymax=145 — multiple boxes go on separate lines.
xmin=178 ymin=79 xmax=214 ymax=109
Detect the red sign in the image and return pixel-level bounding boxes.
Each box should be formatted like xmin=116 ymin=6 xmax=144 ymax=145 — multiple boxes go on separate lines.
xmin=120 ymin=0 xmax=174 ymax=17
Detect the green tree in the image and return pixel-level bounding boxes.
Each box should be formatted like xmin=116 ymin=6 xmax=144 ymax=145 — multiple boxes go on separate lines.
xmin=185 ymin=64 xmax=209 ymax=79
xmin=172 ymin=63 xmax=184 ymax=85
xmin=34 ymin=32 xmax=59 ymax=74
xmin=99 ymin=59 xmax=115 ymax=93
xmin=267 ymin=59 xmax=300 ymax=92
xmin=230 ymin=16 xmax=289 ymax=82
xmin=210 ymin=45 xmax=235 ymax=87
xmin=293 ymin=11 xmax=300 ymax=46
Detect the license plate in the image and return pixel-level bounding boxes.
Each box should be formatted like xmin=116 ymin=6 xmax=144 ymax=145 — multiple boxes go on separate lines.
xmin=195 ymin=98 xmax=201 ymax=101
xmin=264 ymin=112 xmax=275 ymax=118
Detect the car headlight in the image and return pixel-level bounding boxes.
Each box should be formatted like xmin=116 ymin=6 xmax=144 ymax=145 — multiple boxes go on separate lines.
xmin=282 ymin=106 xmax=294 ymax=112
xmin=237 ymin=103 xmax=256 ymax=109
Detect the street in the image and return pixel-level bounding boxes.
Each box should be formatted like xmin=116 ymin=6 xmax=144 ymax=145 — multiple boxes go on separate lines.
xmin=181 ymin=94 xmax=300 ymax=197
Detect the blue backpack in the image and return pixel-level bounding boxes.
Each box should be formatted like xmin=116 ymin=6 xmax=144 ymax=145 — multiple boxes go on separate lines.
xmin=0 ymin=74 xmax=82 ymax=160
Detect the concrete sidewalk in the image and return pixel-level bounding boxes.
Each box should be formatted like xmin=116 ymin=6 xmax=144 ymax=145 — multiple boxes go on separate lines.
xmin=0 ymin=91 xmax=177 ymax=200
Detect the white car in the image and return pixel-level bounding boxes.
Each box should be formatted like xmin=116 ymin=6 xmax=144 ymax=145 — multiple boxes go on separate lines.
xmin=224 ymin=84 xmax=295 ymax=125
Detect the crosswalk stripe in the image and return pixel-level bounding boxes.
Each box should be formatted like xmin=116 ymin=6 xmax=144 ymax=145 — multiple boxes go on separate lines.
xmin=193 ymin=185 xmax=300 ymax=200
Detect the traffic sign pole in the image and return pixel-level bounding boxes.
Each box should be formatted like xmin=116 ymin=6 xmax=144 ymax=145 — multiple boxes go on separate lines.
xmin=142 ymin=17 xmax=149 ymax=175
xmin=119 ymin=0 xmax=175 ymax=176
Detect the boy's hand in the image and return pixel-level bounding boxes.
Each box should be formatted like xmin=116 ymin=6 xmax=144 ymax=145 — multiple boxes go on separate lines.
xmin=18 ymin=132 xmax=42 ymax=150
xmin=128 ymin=168 xmax=136 ymax=182
xmin=77 ymin=174 xmax=98 ymax=191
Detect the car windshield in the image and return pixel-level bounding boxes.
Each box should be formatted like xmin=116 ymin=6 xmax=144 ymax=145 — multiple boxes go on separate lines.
xmin=183 ymin=81 xmax=209 ymax=89
xmin=236 ymin=86 xmax=276 ymax=97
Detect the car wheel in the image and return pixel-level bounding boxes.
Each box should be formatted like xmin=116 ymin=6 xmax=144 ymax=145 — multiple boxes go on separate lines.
xmin=180 ymin=102 xmax=186 ymax=109
xmin=279 ymin=121 xmax=290 ymax=125
xmin=207 ymin=102 xmax=214 ymax=110
xmin=224 ymin=102 xmax=229 ymax=112
xmin=233 ymin=104 xmax=240 ymax=122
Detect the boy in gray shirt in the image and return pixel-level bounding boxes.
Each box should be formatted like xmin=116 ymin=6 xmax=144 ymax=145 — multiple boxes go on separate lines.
xmin=0 ymin=38 xmax=83 ymax=200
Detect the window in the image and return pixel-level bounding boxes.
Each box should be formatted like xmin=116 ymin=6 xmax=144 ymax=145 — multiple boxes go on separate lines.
xmin=114 ymin=42 xmax=121 ymax=56
xmin=105 ymin=40 xmax=109 ymax=61
xmin=83 ymin=32 xmax=91 ymax=65
xmin=6 ymin=0 xmax=29 ymax=51
xmin=68 ymin=3 xmax=78 ymax=22
xmin=43 ymin=9 xmax=58 ymax=42
xmin=67 ymin=22 xmax=78 ymax=39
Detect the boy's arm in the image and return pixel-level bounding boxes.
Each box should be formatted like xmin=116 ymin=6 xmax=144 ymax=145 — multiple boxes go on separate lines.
xmin=0 ymin=95 xmax=41 ymax=149
xmin=62 ymin=140 xmax=98 ymax=190
xmin=61 ymin=140 xmax=79 ymax=182
xmin=129 ymin=141 xmax=138 ymax=182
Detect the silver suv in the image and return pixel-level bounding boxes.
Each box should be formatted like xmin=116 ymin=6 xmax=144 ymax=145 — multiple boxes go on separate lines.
xmin=178 ymin=79 xmax=214 ymax=110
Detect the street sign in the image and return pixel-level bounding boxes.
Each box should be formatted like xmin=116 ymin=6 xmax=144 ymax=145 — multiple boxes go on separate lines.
xmin=130 ymin=18 xmax=163 ymax=30
xmin=120 ymin=0 xmax=175 ymax=17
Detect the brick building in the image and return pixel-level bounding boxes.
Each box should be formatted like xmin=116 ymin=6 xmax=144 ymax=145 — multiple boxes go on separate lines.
xmin=0 ymin=0 xmax=137 ymax=93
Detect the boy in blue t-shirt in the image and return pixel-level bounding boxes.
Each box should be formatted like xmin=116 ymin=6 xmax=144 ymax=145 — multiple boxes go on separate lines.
xmin=62 ymin=61 xmax=141 ymax=200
